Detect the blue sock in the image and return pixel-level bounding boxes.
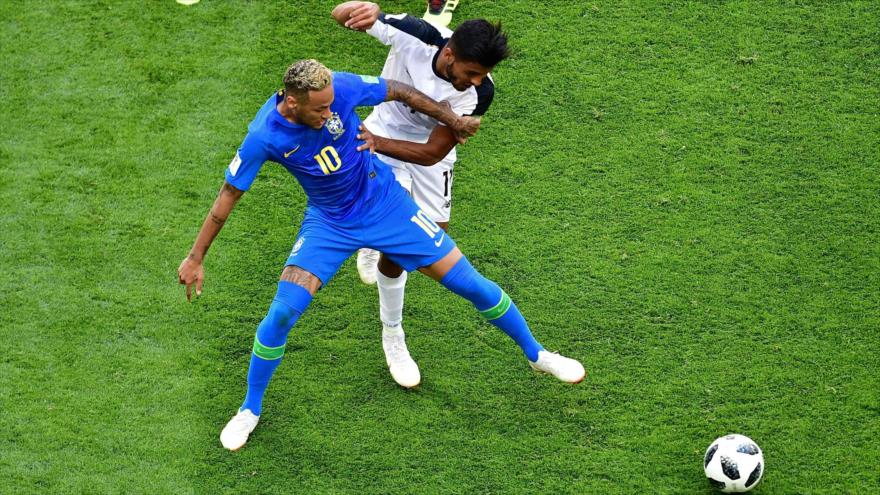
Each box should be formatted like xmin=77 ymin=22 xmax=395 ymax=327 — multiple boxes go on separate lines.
xmin=440 ymin=257 xmax=544 ymax=361
xmin=241 ymin=281 xmax=312 ymax=416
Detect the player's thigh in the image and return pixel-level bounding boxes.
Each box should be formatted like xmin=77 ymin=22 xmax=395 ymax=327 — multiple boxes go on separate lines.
xmin=366 ymin=187 xmax=457 ymax=272
xmin=408 ymin=158 xmax=454 ymax=223
xmin=280 ymin=265 xmax=322 ymax=295
xmin=285 ymin=213 xmax=359 ymax=289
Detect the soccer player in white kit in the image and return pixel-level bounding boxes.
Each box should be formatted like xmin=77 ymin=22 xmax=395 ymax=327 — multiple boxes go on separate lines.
xmin=332 ymin=2 xmax=508 ymax=387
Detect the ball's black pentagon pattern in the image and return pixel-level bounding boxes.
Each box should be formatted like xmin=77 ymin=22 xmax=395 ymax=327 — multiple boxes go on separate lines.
xmin=705 ymin=444 xmax=719 ymax=467
xmin=746 ymin=462 xmax=763 ymax=488
xmin=708 ymin=478 xmax=727 ymax=490
xmin=737 ymin=443 xmax=760 ymax=455
xmin=720 ymin=455 xmax=741 ymax=480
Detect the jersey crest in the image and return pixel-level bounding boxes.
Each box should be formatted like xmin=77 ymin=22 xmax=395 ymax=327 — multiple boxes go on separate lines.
xmin=325 ymin=112 xmax=345 ymax=140
xmin=291 ymin=237 xmax=305 ymax=255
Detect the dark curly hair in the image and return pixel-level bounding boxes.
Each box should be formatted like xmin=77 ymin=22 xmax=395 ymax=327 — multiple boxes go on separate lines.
xmin=448 ymin=20 xmax=510 ymax=68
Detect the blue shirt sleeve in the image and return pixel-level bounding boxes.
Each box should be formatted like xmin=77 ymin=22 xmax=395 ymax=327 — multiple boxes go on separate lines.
xmin=333 ymin=72 xmax=388 ymax=109
xmin=224 ymin=131 xmax=268 ymax=191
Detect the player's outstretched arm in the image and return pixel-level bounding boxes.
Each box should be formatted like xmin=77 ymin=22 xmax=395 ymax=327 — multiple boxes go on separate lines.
xmin=331 ymin=1 xmax=380 ymax=31
xmin=357 ymin=123 xmax=457 ymax=166
xmin=385 ymin=79 xmax=480 ymax=141
xmin=178 ymin=180 xmax=244 ymax=301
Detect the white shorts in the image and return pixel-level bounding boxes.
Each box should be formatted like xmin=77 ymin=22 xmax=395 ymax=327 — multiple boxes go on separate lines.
xmin=377 ymin=153 xmax=455 ymax=223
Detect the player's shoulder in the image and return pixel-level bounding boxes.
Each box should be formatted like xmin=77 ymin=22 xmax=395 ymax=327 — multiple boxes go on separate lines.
xmin=331 ymin=72 xmax=360 ymax=100
xmin=331 ymin=71 xmax=356 ymax=88
xmin=377 ymin=13 xmax=449 ymax=48
xmin=247 ymin=91 xmax=282 ymax=135
xmin=332 ymin=71 xmax=381 ymax=87
xmin=332 ymin=72 xmax=383 ymax=98
xmin=446 ymin=75 xmax=495 ymax=117
xmin=470 ymin=75 xmax=495 ymax=116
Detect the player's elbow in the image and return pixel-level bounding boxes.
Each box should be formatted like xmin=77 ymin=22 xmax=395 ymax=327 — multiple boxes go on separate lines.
xmin=420 ymin=139 xmax=457 ymax=166
xmin=221 ymin=181 xmax=245 ymax=200
xmin=414 ymin=148 xmax=447 ymax=167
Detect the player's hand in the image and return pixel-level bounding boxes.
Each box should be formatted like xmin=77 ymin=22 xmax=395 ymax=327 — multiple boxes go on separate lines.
xmin=345 ymin=2 xmax=380 ymax=31
xmin=436 ymin=100 xmax=477 ymax=143
xmin=356 ymin=124 xmax=377 ymax=154
xmin=452 ymin=115 xmax=481 ymax=141
xmin=177 ymin=255 xmax=204 ymax=302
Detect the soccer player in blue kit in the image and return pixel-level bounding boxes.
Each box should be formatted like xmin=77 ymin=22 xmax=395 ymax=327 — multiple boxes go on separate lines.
xmin=177 ymin=59 xmax=585 ymax=451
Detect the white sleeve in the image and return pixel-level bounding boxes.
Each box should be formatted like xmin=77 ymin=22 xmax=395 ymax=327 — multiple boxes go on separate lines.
xmin=366 ymin=13 xmax=409 ymax=47
xmin=447 ymin=92 xmax=478 ymax=117
xmin=366 ymin=13 xmax=446 ymax=49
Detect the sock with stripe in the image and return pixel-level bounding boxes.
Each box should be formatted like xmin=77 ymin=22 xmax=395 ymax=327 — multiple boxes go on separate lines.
xmin=241 ymin=281 xmax=313 ymax=416
xmin=439 ymin=256 xmax=544 ymax=361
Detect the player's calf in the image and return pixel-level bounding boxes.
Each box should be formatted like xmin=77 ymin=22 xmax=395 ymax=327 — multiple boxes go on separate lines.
xmin=223 ymin=278 xmax=314 ymax=450
xmin=240 ymin=280 xmax=313 ymax=416
xmin=436 ymin=256 xmax=585 ymax=383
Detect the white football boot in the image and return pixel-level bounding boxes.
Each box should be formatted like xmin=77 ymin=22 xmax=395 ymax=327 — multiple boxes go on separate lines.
xmin=423 ymin=0 xmax=459 ymax=28
xmin=220 ymin=409 xmax=260 ymax=451
xmin=356 ymin=248 xmax=381 ymax=285
xmin=382 ymin=325 xmax=421 ymax=388
xmin=529 ymin=351 xmax=586 ymax=383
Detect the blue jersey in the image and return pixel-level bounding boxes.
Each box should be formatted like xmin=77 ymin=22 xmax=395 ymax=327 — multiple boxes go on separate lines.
xmin=225 ymin=72 xmax=393 ymax=221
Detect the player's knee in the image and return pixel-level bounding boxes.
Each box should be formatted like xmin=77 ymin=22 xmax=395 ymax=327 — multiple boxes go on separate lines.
xmin=261 ymin=301 xmax=298 ymax=332
xmin=257 ymin=302 xmax=297 ymax=347
xmin=378 ymin=254 xmax=405 ymax=278
xmin=257 ymin=281 xmax=314 ymax=346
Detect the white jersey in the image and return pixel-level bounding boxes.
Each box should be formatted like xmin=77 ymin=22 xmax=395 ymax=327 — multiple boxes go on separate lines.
xmin=364 ymin=13 xmax=495 ymax=165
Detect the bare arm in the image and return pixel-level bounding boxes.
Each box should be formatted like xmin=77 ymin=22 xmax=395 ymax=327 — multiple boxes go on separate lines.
xmin=357 ymin=123 xmax=457 ymax=166
xmin=385 ymin=79 xmax=480 ymax=140
xmin=177 ymin=180 xmax=244 ymax=301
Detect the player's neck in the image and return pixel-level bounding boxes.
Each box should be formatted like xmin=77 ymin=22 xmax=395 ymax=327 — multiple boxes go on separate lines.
xmin=276 ymin=102 xmax=300 ymax=125
xmin=433 ymin=48 xmax=452 ymax=83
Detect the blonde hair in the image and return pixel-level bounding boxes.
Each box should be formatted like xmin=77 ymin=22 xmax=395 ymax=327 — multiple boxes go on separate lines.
xmin=283 ymin=59 xmax=333 ymax=97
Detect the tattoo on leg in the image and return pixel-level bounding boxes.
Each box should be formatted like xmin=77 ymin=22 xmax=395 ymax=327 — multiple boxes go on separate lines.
xmin=280 ymin=266 xmax=322 ymax=295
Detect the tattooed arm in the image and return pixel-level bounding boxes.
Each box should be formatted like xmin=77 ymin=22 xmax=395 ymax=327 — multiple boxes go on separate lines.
xmin=385 ymin=79 xmax=481 ymax=140
xmin=178 ymin=180 xmax=244 ymax=301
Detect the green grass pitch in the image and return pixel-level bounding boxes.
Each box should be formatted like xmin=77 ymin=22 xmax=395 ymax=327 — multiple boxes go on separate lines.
xmin=1 ymin=1 xmax=877 ymax=493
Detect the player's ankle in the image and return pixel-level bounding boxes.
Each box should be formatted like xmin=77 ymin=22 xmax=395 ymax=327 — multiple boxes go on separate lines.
xmin=382 ymin=324 xmax=404 ymax=336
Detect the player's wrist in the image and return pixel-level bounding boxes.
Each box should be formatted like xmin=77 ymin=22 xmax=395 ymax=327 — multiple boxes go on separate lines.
xmin=373 ymin=135 xmax=389 ymax=153
xmin=450 ymin=114 xmax=465 ymax=132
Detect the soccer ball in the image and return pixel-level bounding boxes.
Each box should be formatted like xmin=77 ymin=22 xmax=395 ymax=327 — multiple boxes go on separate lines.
xmin=704 ymin=434 xmax=764 ymax=492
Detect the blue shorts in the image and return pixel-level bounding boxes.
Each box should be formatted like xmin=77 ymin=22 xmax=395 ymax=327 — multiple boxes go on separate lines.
xmin=285 ymin=180 xmax=457 ymax=285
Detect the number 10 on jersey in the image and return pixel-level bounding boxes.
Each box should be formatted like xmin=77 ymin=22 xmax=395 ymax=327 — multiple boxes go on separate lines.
xmin=314 ymin=146 xmax=342 ymax=175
